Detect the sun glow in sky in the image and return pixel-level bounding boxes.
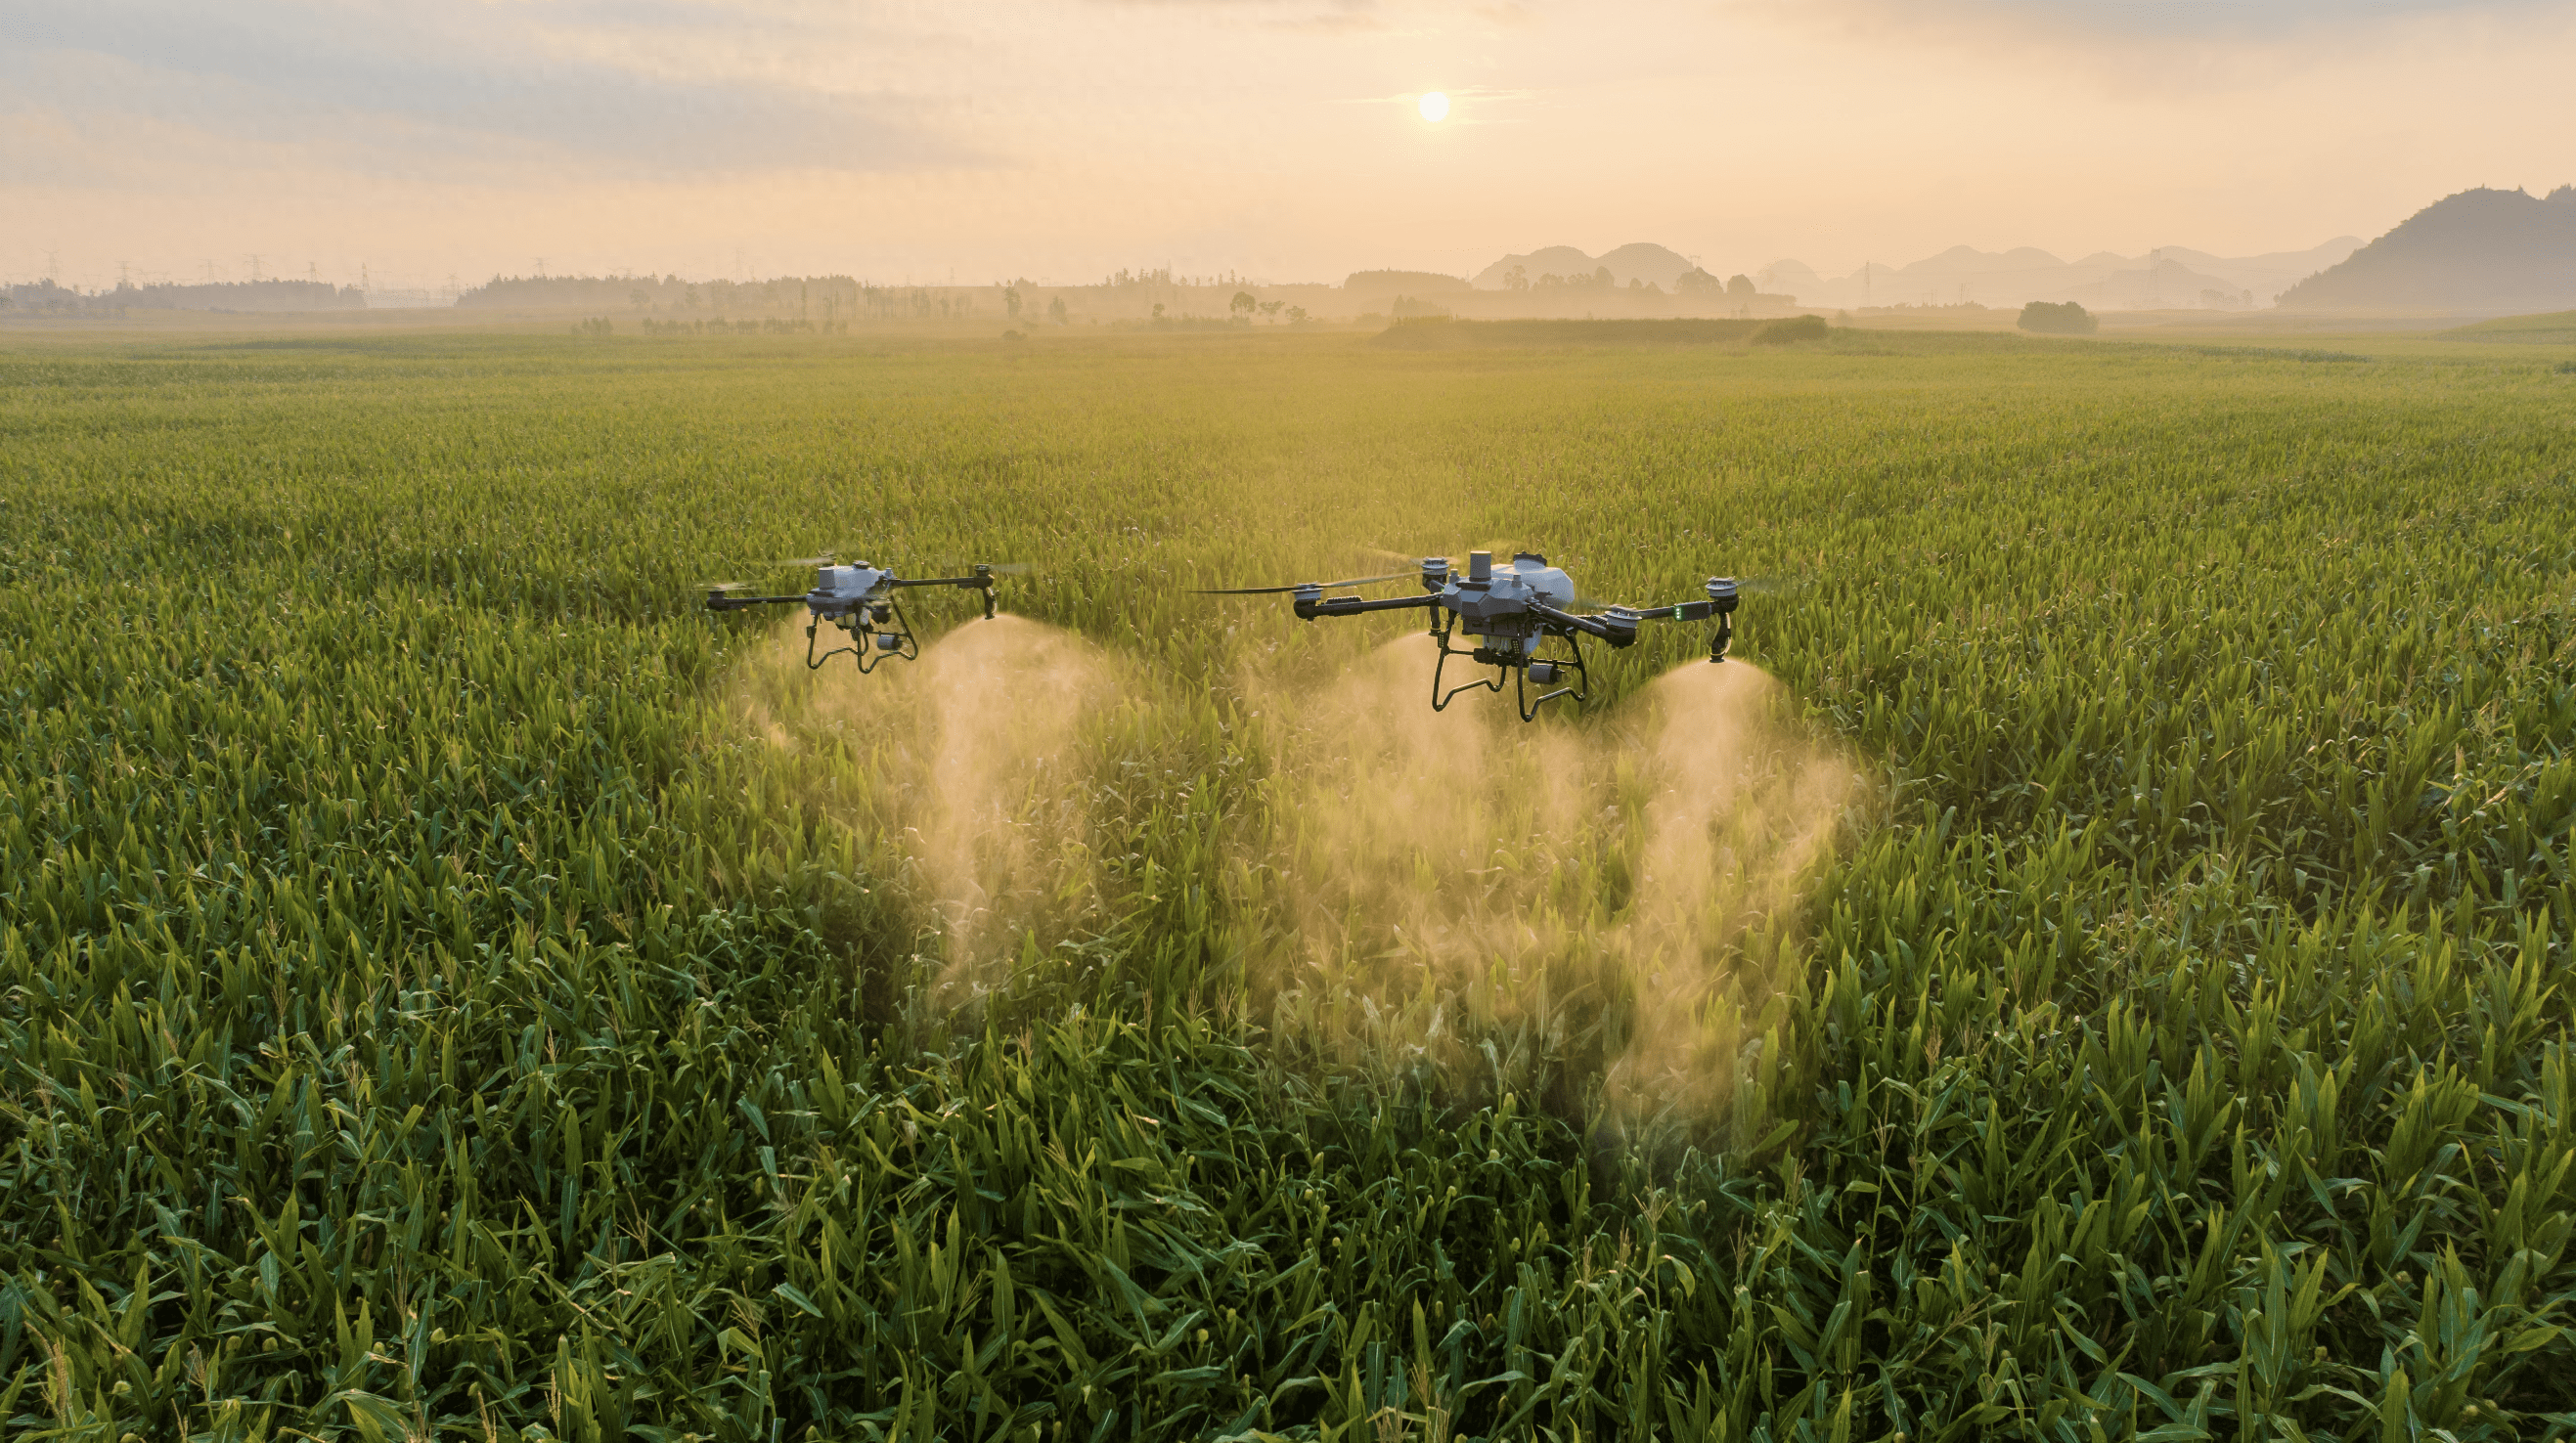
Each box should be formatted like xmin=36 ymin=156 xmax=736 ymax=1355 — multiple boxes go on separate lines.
xmin=1418 ymin=92 xmax=1450 ymax=123
xmin=4 ymin=0 xmax=2572 ymax=290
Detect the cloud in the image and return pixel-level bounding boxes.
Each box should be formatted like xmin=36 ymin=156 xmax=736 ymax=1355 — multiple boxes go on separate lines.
xmin=2 ymin=0 xmax=981 ymax=181
xmin=1744 ymin=0 xmax=2561 ymax=41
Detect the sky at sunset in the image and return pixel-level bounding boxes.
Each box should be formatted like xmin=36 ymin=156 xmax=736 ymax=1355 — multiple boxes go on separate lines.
xmin=6 ymin=0 xmax=2573 ymax=291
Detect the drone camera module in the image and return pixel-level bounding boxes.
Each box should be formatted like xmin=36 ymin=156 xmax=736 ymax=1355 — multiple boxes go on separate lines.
xmin=1467 ymin=549 xmax=1494 ymax=585
xmin=876 ymin=633 xmax=903 ymax=651
xmin=1529 ymin=661 xmax=1563 ymax=684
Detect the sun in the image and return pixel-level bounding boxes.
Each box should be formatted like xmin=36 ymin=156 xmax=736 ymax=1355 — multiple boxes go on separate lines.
xmin=1418 ymin=91 xmax=1450 ymax=123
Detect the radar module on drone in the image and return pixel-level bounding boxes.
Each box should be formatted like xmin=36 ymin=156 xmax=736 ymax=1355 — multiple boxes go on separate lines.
xmin=1202 ymin=549 xmax=1740 ymax=720
xmin=705 ymin=557 xmax=1010 ymax=671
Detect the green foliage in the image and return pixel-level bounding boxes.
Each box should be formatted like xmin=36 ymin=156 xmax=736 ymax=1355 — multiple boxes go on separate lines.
xmin=1749 ymin=314 xmax=1831 ymax=345
xmin=2 ymin=328 xmax=2573 ymax=1440
xmin=2019 ymin=300 xmax=2099 ymax=334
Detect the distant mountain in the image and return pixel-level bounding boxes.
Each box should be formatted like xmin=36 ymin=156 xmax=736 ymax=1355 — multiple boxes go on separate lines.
xmin=1753 ymin=238 xmax=2360 ymax=311
xmin=2276 ymin=187 xmax=2576 ymax=313
xmin=1472 ymin=243 xmax=1697 ymax=289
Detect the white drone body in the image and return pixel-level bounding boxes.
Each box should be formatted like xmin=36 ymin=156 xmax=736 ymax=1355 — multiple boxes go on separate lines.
xmin=1432 ymin=553 xmax=1578 ymax=658
xmin=807 ymin=564 xmax=894 ymax=616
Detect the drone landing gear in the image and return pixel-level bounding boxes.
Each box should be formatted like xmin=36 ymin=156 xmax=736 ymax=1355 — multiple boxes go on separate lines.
xmin=806 ymin=597 xmax=921 ymax=672
xmin=1427 ymin=623 xmax=1592 ymax=721
xmin=1516 ymin=633 xmax=1593 ymax=721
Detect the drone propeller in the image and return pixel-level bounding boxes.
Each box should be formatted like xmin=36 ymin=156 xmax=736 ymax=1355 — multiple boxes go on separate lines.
xmin=777 ymin=552 xmax=838 ymax=569
xmin=1566 ymin=574 xmax=1799 ymax=611
xmin=1194 ymin=571 xmax=1412 ymax=596
xmin=1728 ymin=575 xmax=1799 ymax=596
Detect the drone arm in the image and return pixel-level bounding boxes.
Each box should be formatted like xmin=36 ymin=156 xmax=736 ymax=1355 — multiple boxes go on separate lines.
xmin=1616 ymin=593 xmax=1736 ymax=663
xmin=1293 ymin=592 xmax=1443 ymax=621
xmin=1617 ymin=598 xmax=1721 ymax=623
xmin=1528 ymin=599 xmax=1640 ymax=646
xmin=889 ymin=568 xmax=999 ymax=619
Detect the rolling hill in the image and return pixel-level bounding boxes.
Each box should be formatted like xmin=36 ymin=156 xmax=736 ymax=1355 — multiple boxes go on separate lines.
xmin=2276 ymin=186 xmax=2576 ymax=313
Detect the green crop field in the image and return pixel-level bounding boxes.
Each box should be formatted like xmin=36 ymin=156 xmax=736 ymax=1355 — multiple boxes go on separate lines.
xmin=2 ymin=324 xmax=2572 ymax=1442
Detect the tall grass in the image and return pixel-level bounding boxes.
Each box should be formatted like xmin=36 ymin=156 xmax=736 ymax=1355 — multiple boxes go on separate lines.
xmin=1 ymin=328 xmax=2571 ymax=1439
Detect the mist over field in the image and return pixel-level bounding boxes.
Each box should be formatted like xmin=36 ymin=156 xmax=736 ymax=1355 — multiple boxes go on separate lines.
xmin=7 ymin=3 xmax=2576 ymax=1440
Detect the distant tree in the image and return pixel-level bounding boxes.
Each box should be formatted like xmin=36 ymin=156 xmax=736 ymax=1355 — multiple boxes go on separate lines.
xmin=1750 ymin=314 xmax=1829 ymax=345
xmin=1505 ymin=264 xmax=1529 ymax=291
xmin=1005 ymin=286 xmax=1024 ymax=320
xmin=1259 ymin=299 xmax=1283 ymax=322
xmin=1727 ymin=274 xmax=1755 ymax=299
xmin=1047 ymin=295 xmax=1069 ymax=326
xmin=2017 ymin=300 xmax=2097 ymax=334
xmin=1674 ymin=268 xmax=1720 ymax=293
xmin=1284 ymin=305 xmax=1308 ymax=325
xmin=1152 ymin=302 xmax=1165 ymax=320
xmin=1593 ymin=266 xmax=1615 ymax=287
xmin=1229 ymin=290 xmax=1257 ymax=322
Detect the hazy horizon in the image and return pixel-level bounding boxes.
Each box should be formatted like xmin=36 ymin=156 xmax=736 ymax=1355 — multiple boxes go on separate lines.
xmin=7 ymin=0 xmax=2573 ymax=294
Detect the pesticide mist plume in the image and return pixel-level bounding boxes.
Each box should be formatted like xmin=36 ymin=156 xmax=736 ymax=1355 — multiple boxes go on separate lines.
xmin=727 ymin=614 xmax=1124 ymax=1003
xmin=1238 ymin=634 xmax=1863 ymax=1123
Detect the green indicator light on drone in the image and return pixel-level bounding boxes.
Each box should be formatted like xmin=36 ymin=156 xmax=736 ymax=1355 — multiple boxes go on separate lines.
xmin=1672 ymin=605 xmax=1685 ymax=619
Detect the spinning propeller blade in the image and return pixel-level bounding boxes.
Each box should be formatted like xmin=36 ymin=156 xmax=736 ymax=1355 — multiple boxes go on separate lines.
xmin=1193 ymin=571 xmax=1411 ymax=595
xmin=1572 ymin=574 xmax=1797 ymax=611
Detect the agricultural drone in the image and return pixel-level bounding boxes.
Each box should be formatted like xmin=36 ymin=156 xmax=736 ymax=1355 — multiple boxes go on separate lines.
xmin=705 ymin=557 xmax=1005 ymax=672
xmin=1202 ymin=549 xmax=1740 ymax=721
